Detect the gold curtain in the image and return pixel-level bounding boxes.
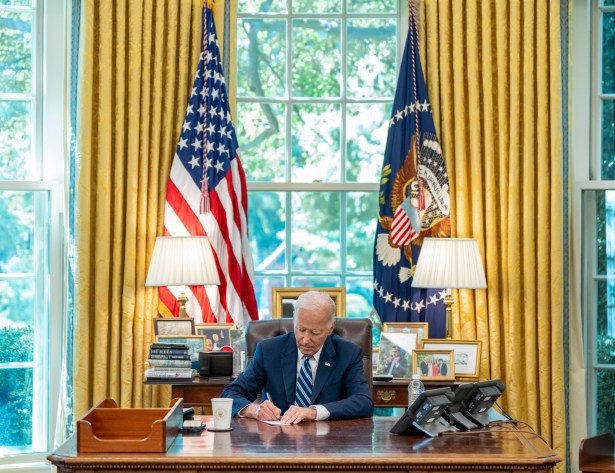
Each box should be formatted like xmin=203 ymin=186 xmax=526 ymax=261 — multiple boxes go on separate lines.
xmin=418 ymin=0 xmax=566 ymax=469
xmin=73 ymin=0 xmax=231 ymax=418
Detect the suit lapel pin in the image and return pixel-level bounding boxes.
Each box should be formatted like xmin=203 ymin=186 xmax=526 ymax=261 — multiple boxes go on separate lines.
xmin=325 ymin=362 xmax=331 ymax=366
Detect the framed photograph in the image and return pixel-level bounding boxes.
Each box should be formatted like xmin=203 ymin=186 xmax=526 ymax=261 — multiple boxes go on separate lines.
xmin=372 ymin=346 xmax=380 ymax=374
xmin=153 ymin=317 xmax=195 ymax=336
xmin=420 ymin=339 xmax=482 ymax=379
xmin=271 ymin=287 xmax=346 ymax=318
xmin=412 ymin=349 xmax=455 ymax=381
xmin=195 ymin=323 xmax=234 ymax=351
xmin=376 ymin=332 xmax=416 ymax=380
xmin=382 ymin=322 xmax=428 ymax=348
xmin=155 ymin=335 xmax=206 ymax=362
xmin=229 ymin=328 xmax=244 ymax=345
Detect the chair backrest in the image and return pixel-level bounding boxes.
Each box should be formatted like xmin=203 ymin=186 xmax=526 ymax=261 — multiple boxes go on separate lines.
xmin=245 ymin=318 xmax=373 ymax=389
xmin=579 ymin=432 xmax=614 ymax=472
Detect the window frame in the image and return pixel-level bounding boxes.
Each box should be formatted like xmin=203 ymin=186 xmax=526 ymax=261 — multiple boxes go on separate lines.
xmin=0 ymin=0 xmax=66 ymax=468
xmin=238 ymin=0 xmax=406 ymax=317
xmin=579 ymin=182 xmax=615 ymax=435
xmin=575 ymin=0 xmax=615 ymax=437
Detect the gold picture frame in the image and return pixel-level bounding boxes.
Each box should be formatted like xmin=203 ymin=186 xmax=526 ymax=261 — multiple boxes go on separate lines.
xmin=153 ymin=317 xmax=195 ymax=336
xmin=420 ymin=339 xmax=482 ymax=379
xmin=412 ymin=349 xmax=455 ymax=381
xmin=271 ymin=287 xmax=346 ymax=318
xmin=195 ymin=323 xmax=235 ymax=351
xmin=382 ymin=322 xmax=428 ymax=348
xmin=372 ymin=346 xmax=380 ymax=374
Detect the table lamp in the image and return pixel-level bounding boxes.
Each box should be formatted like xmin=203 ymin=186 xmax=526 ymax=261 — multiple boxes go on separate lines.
xmin=145 ymin=236 xmax=220 ymax=318
xmin=411 ymin=238 xmax=487 ymax=338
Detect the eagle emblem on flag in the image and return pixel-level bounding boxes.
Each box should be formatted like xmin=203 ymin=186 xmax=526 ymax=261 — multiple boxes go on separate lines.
xmin=376 ymin=132 xmax=450 ymax=280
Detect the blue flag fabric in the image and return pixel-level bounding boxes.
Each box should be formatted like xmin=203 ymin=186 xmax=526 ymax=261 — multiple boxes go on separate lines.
xmin=373 ymin=14 xmax=451 ymax=337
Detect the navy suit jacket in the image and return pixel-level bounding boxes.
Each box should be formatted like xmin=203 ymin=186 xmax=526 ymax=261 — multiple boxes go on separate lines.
xmin=221 ymin=332 xmax=374 ymax=419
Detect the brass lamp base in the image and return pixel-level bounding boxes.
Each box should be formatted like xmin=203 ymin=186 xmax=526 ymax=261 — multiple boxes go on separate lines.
xmin=443 ymin=291 xmax=454 ymax=338
xmin=177 ymin=291 xmax=189 ymax=318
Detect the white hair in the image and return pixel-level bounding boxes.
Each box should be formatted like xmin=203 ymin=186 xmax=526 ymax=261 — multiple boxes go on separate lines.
xmin=293 ymin=290 xmax=336 ymax=322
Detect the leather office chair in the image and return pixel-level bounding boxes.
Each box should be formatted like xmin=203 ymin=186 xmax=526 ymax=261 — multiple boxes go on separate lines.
xmin=244 ymin=318 xmax=373 ymax=390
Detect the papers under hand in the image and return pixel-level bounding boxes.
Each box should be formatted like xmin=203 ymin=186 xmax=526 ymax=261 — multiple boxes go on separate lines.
xmin=261 ymin=419 xmax=287 ymax=425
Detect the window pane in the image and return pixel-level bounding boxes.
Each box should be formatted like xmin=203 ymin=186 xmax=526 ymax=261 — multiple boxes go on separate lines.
xmin=0 ymin=10 xmax=33 ymax=94
xmin=291 ymin=103 xmax=341 ymax=182
xmin=346 ymin=103 xmax=388 ymax=182
xmin=0 ymin=366 xmax=34 ymax=453
xmin=348 ymin=0 xmax=396 ymax=13
xmin=237 ymin=0 xmax=286 ymax=13
xmin=597 ymin=192 xmax=607 ymax=274
xmin=291 ymin=192 xmax=340 ymax=271
xmin=0 ymin=279 xmax=35 ymax=327
xmin=237 ymin=19 xmax=286 ymax=98
xmin=290 ymin=276 xmax=340 ymax=287
xmin=238 ymin=102 xmax=286 ymax=182
xmin=0 ymin=191 xmax=35 ymax=272
xmin=0 ymin=189 xmax=49 ymax=454
xmin=596 ymin=369 xmax=615 ymax=436
xmin=347 ymin=18 xmax=397 ymax=98
xmin=248 ymin=191 xmax=285 ymax=271
xmin=603 ymin=12 xmax=615 ymax=93
xmin=599 ymin=192 xmax=615 ymax=348
xmin=346 ymin=277 xmax=373 ymax=318
xmin=602 ymin=100 xmax=615 ymax=179
xmin=292 ymin=19 xmax=340 ymax=98
xmin=347 ymin=192 xmax=377 ymax=270
xmin=293 ymin=0 xmax=340 ymax=13
xmin=0 ymin=0 xmax=32 ymax=5
xmin=0 ymin=100 xmax=33 ymax=180
xmin=254 ymin=276 xmax=285 ymax=319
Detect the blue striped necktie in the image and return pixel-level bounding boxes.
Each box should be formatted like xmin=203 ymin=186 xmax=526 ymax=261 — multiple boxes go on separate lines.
xmin=295 ymin=355 xmax=313 ymax=407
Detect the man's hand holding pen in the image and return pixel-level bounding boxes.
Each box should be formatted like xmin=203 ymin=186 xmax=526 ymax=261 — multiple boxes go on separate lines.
xmin=245 ymin=393 xmax=317 ymax=424
xmin=248 ymin=393 xmax=281 ymax=421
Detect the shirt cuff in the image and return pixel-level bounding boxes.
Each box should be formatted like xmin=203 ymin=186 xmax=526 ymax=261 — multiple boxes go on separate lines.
xmin=237 ymin=404 xmax=251 ymax=418
xmin=311 ymin=404 xmax=330 ymax=421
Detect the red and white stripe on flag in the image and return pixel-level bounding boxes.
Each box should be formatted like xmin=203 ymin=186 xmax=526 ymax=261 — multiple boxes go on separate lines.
xmin=390 ymin=206 xmax=417 ymax=246
xmin=159 ymin=6 xmax=258 ymax=328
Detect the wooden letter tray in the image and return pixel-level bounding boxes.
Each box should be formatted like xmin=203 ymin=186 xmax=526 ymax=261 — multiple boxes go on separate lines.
xmin=77 ymin=397 xmax=183 ymax=453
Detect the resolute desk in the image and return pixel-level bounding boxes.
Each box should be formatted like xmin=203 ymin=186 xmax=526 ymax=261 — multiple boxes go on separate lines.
xmin=47 ymin=416 xmax=560 ymax=473
xmin=145 ymin=378 xmax=458 ymax=411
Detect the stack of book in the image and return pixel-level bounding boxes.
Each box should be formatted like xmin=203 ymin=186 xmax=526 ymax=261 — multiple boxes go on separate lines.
xmin=144 ymin=342 xmax=194 ymax=381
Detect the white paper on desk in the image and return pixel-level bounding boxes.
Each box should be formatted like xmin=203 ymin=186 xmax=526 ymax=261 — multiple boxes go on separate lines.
xmin=261 ymin=419 xmax=287 ymax=425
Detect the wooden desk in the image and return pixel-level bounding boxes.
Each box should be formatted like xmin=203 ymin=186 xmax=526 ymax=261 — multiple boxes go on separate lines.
xmin=47 ymin=415 xmax=560 ymax=473
xmin=145 ymin=378 xmax=456 ymax=411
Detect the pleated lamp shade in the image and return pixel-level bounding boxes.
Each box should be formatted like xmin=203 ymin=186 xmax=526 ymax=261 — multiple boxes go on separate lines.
xmin=411 ymin=238 xmax=487 ymax=289
xmin=145 ymin=236 xmax=220 ymax=287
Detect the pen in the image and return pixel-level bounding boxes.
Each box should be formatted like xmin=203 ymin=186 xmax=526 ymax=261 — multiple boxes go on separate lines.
xmin=265 ymin=392 xmax=280 ymax=420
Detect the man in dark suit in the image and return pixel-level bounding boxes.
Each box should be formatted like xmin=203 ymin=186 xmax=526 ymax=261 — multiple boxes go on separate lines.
xmin=221 ymin=291 xmax=373 ymax=423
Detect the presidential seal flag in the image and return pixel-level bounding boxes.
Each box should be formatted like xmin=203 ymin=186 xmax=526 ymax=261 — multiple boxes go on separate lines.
xmin=161 ymin=6 xmax=258 ymax=328
xmin=373 ymin=7 xmax=450 ymax=336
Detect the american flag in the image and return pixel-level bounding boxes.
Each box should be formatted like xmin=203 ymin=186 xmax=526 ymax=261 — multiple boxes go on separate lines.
xmin=373 ymin=8 xmax=451 ymax=337
xmin=161 ymin=6 xmax=258 ymax=328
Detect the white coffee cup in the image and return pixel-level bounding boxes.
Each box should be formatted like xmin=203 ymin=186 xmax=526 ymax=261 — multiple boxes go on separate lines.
xmin=211 ymin=398 xmax=233 ymax=430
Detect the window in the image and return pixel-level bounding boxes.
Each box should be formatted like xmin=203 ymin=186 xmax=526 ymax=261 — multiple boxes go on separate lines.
xmin=236 ymin=0 xmax=403 ymax=318
xmin=582 ymin=187 xmax=615 ymax=436
xmin=0 ymin=0 xmax=65 ymax=467
xmin=581 ymin=0 xmax=615 ymax=437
